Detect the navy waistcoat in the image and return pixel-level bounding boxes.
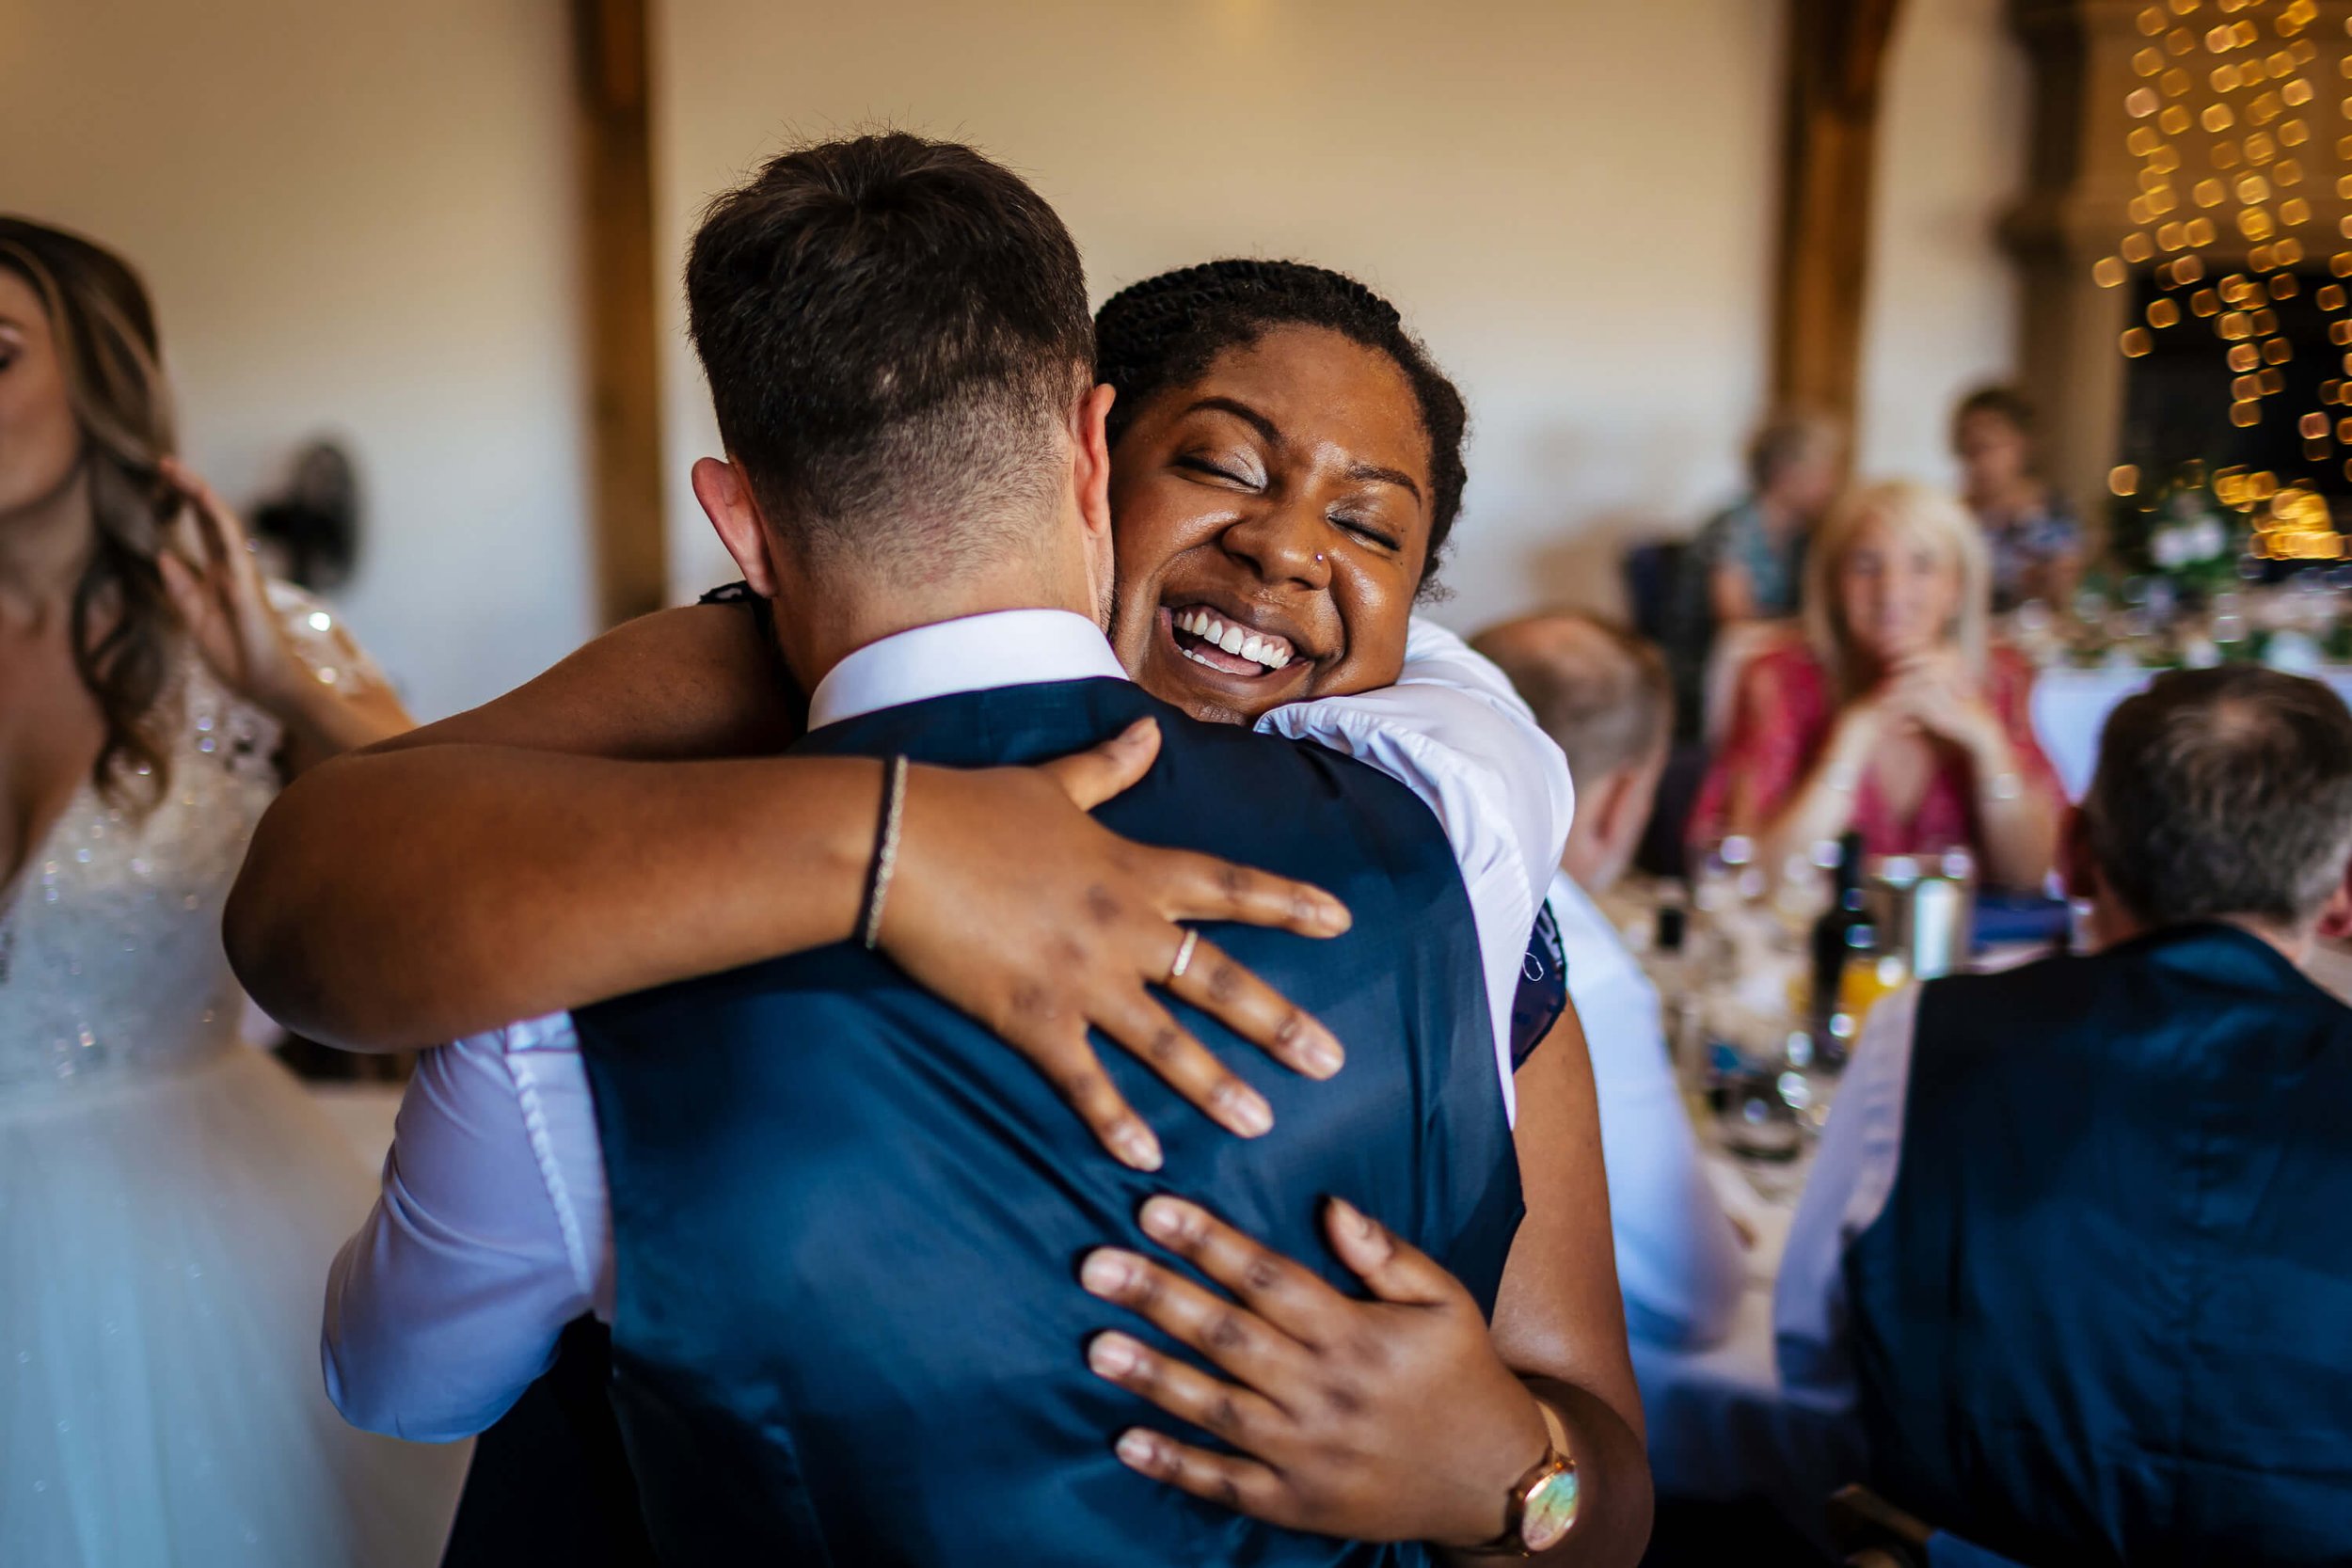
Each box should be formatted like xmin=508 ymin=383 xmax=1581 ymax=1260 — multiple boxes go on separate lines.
xmin=1845 ymin=923 xmax=2352 ymax=1566
xmin=572 ymin=676 xmax=1519 ymax=1567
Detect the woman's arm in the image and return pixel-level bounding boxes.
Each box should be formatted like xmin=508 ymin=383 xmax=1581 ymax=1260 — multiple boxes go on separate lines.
xmin=1719 ymin=653 xmax=1883 ymax=875
xmin=226 ymin=606 xmax=1354 ymax=1168
xmin=1708 ymin=559 xmax=1759 ymax=626
xmin=1885 ymin=653 xmax=2059 ymax=890
xmin=1073 ymin=1005 xmax=1652 ymax=1565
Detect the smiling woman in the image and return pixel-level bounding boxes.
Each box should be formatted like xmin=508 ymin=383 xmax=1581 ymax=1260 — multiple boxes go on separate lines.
xmin=1096 ymin=261 xmax=1469 ymax=728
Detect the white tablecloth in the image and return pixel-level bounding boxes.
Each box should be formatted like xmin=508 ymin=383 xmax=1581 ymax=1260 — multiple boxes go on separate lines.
xmin=2030 ymin=665 xmax=2352 ymax=799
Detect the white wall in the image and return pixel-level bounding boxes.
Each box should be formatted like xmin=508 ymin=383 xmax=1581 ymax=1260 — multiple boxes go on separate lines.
xmin=1854 ymin=0 xmax=2030 ymax=488
xmin=652 ymin=0 xmax=1788 ymax=628
xmin=0 ymin=0 xmax=594 ymax=720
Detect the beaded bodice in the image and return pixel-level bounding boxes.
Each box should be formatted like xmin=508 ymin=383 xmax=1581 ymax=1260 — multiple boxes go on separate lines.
xmin=0 ymin=657 xmax=281 ymax=1101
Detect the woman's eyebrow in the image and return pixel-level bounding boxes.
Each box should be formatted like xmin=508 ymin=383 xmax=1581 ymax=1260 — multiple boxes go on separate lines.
xmin=1346 ymin=460 xmax=1422 ymax=504
xmin=1182 ymin=395 xmax=1281 ymax=445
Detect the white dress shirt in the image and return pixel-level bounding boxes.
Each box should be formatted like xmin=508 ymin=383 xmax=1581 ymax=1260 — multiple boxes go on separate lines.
xmin=1549 ymin=872 xmax=1746 ymax=1352
xmin=1771 ymin=983 xmax=1919 ymax=1412
xmin=325 ymin=609 xmax=1571 ymax=1442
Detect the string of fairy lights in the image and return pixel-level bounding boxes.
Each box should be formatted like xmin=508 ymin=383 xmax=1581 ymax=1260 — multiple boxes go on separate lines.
xmin=2098 ymin=0 xmax=2348 ymax=560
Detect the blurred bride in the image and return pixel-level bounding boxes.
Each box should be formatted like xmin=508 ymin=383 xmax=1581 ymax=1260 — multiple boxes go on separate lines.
xmin=0 ymin=218 xmax=466 ymax=1565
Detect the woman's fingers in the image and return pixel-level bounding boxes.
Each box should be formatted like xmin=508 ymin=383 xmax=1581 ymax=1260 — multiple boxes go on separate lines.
xmin=1153 ymin=847 xmax=1350 ymax=938
xmin=1136 ymin=1196 xmax=1347 ymax=1345
xmin=1157 ymin=930 xmax=1343 ymax=1082
xmin=1320 ymin=1196 xmax=1459 ymax=1308
xmin=1112 ymin=1428 xmax=1293 ymax=1522
xmin=1079 ymin=1246 xmax=1303 ymax=1386
xmin=1087 ymin=1331 xmax=1283 ymax=1449
xmin=1038 ymin=719 xmax=1161 ymax=812
xmin=1009 ymin=1029 xmax=1162 ymax=1172
xmin=1096 ymin=990 xmax=1273 ymax=1139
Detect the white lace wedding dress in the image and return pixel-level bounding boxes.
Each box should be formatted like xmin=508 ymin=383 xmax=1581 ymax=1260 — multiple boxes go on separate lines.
xmin=0 ymin=649 xmax=468 ymax=1565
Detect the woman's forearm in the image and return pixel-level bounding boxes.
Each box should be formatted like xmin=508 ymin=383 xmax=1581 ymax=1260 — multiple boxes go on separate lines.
xmin=1754 ymin=719 xmax=1870 ymax=875
xmin=226 ymin=744 xmax=879 ymax=1050
xmin=1477 ymin=1008 xmax=1653 ymax=1565
xmin=1968 ymin=733 xmax=2059 ymax=890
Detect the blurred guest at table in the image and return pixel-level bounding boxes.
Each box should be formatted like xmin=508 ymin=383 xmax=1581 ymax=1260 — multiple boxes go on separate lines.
xmin=1476 ymin=612 xmax=1745 ymax=1352
xmin=0 ymin=217 xmax=462 ymax=1566
xmin=1778 ymin=665 xmax=2352 ymax=1567
xmin=1690 ymin=479 xmax=2062 ymax=891
xmin=1952 ymin=385 xmax=2079 ymax=612
xmin=1661 ymin=409 xmax=1844 ymax=743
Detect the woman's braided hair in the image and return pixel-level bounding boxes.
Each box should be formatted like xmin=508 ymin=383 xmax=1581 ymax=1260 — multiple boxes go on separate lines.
xmin=1093 ymin=260 xmax=1468 ymax=592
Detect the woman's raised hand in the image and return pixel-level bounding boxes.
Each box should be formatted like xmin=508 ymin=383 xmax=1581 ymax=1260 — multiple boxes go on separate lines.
xmin=1078 ymin=1194 xmax=1550 ymax=1548
xmin=154 ymin=459 xmax=310 ymax=712
xmin=880 ymin=718 xmax=1353 ymax=1172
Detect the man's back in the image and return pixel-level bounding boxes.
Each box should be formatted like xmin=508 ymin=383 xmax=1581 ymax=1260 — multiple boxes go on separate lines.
xmin=1846 ymin=924 xmax=2352 ymax=1567
xmin=573 ymin=676 xmax=1518 ymax=1566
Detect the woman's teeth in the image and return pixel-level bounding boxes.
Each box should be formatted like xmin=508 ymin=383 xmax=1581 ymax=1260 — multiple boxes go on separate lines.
xmin=1171 ymin=606 xmax=1294 ymax=671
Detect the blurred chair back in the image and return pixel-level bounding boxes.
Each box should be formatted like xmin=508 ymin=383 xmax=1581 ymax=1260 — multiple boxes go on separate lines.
xmin=1622 ymin=540 xmax=1685 ymax=644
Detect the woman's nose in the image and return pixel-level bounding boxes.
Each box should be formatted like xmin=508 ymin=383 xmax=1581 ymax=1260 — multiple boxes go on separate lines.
xmin=1220 ymin=499 xmax=1332 ymax=590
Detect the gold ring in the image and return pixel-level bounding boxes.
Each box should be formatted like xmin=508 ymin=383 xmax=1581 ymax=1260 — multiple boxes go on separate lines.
xmin=1168 ymin=928 xmax=1200 ymax=983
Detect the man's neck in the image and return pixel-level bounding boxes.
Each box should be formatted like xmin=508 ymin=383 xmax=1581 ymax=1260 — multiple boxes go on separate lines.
xmin=771 ymin=563 xmax=1098 ymax=696
xmin=2084 ymin=899 xmax=2312 ymax=964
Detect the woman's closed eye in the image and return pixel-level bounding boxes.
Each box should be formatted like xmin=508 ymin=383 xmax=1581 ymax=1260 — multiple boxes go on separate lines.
xmin=1330 ymin=514 xmax=1401 ymax=551
xmin=1175 ymin=453 xmax=1263 ymax=489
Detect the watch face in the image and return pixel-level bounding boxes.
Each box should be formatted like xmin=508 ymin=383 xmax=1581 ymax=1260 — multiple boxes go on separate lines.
xmin=1520 ymin=1464 xmax=1581 ymax=1552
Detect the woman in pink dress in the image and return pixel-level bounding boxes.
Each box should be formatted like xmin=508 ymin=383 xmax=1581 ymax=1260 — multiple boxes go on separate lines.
xmin=1691 ymin=479 xmax=2063 ymax=891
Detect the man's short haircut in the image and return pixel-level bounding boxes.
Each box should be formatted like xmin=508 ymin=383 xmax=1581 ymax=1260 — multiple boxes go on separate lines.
xmin=1471 ymin=612 xmax=1672 ymax=787
xmin=684 ymin=133 xmax=1093 ymax=572
xmin=2086 ymin=665 xmax=2352 ymax=929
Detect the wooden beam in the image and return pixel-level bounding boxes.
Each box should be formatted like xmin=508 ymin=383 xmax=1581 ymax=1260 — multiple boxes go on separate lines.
xmin=574 ymin=0 xmax=666 ymax=627
xmin=1771 ymin=0 xmax=1906 ymax=431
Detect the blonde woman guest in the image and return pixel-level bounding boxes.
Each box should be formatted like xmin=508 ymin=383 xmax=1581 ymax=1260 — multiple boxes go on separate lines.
xmin=1690 ymin=480 xmax=2064 ymax=891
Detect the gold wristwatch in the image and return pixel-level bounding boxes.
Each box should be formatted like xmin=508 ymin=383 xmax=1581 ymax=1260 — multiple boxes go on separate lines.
xmin=1473 ymin=1402 xmax=1580 ymax=1556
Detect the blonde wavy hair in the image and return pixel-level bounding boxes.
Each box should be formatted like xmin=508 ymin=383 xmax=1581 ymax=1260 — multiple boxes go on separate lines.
xmin=1801 ymin=478 xmax=1991 ymax=704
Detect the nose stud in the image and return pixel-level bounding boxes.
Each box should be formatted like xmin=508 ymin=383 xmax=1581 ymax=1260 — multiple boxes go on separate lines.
xmin=1314 ymin=552 xmax=1326 ymax=565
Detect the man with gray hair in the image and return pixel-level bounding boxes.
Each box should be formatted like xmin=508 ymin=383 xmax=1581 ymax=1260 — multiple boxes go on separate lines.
xmin=1473 ymin=613 xmax=1745 ymax=1351
xmin=1777 ymin=664 xmax=2352 ymax=1564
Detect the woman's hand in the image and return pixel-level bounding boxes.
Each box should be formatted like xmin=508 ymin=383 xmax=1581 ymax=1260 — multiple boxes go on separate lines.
xmin=1078 ymin=1194 xmax=1549 ymax=1549
xmin=883 ymin=720 xmax=1354 ymax=1173
xmin=1882 ymin=650 xmax=2005 ymax=760
xmin=153 ymin=459 xmax=312 ymax=714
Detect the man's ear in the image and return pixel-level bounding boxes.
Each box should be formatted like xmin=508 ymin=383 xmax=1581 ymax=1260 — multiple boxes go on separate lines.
xmin=2315 ymin=858 xmax=2352 ymax=942
xmin=1071 ymin=382 xmax=1116 ymax=545
xmin=2059 ymin=805 xmax=2099 ymax=904
xmin=692 ymin=456 xmax=781 ymax=597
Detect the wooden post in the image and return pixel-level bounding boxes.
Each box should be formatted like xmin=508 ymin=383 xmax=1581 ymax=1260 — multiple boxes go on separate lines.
xmin=575 ymin=0 xmax=666 ymax=627
xmin=1771 ymin=0 xmax=1906 ymax=432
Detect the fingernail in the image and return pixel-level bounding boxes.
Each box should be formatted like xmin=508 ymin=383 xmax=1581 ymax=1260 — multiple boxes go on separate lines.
xmin=1088 ymin=1333 xmax=1138 ymax=1377
xmin=1125 ymin=718 xmax=1156 ymax=743
xmin=1116 ymin=1430 xmax=1158 ymax=1469
xmin=1113 ymin=1122 xmax=1163 ymax=1172
xmin=1081 ymin=1249 xmax=1137 ymax=1297
xmin=1138 ymin=1196 xmax=1192 ymax=1243
xmin=1331 ymin=1196 xmax=1375 ymax=1241
xmin=1303 ymin=1035 xmax=1343 ymax=1079
xmin=1225 ymin=1088 xmax=1273 ymax=1138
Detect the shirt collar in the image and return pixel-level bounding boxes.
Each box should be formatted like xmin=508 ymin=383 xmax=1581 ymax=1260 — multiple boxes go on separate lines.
xmin=804 ymin=609 xmax=1129 ymax=731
